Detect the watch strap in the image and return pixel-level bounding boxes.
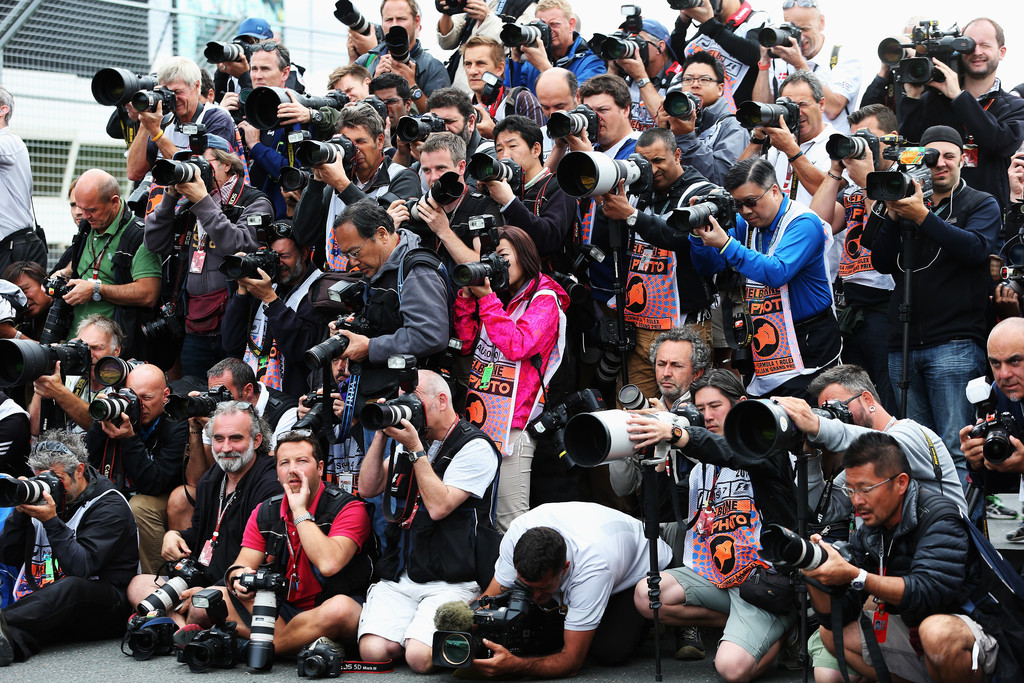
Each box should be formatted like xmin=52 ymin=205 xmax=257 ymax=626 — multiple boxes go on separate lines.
xmin=407 ymin=449 xmax=427 ymax=463
xmin=636 ymin=77 xmax=651 ymax=88
xmin=851 ymin=568 xmax=868 ymax=590
xmin=293 ymin=512 xmax=314 ymax=526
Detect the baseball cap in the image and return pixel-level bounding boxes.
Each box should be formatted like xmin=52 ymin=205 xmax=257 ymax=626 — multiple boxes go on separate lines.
xmin=205 ymin=134 xmax=233 ymax=153
xmin=641 ymin=20 xmax=674 ymax=58
xmin=236 ymin=17 xmax=274 ymax=41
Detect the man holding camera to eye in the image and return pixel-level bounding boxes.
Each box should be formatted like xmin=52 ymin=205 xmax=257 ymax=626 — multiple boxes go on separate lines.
xmin=211 ymin=18 xmax=305 ymax=103
xmin=610 ymin=19 xmax=682 ymax=132
xmin=144 ymin=135 xmax=271 ymax=377
xmin=292 ymin=103 xmax=420 ymax=272
xmin=0 ymin=431 xmax=139 ymax=664
xmin=506 ymin=0 xmax=604 ymax=95
xmin=84 ymin=363 xmax=188 ymax=574
xmin=428 ymin=87 xmax=496 ymax=173
xmin=800 ymin=432 xmax=994 ymax=683
xmin=753 ymin=0 xmax=861 ymax=134
xmin=357 ymin=369 xmax=500 ymax=673
xmin=221 ymin=224 xmax=324 ymax=401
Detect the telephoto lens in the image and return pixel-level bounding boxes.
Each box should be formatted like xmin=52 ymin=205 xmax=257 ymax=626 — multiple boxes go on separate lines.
xmin=618 ymin=384 xmax=648 ymax=410
xmin=305 ymin=335 xmax=350 ymax=369
xmin=247 ymin=590 xmax=278 ymax=670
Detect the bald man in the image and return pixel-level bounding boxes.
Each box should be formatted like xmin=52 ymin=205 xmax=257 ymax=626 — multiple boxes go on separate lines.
xmin=57 ymin=168 xmax=162 ymax=359
xmin=85 ymin=363 xmax=188 ymax=572
xmin=536 ymin=67 xmax=578 ymax=156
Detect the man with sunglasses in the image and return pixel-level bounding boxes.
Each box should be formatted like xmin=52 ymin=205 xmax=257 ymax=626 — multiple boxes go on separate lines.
xmin=0 ymin=431 xmax=138 ymax=665
xmin=690 ymin=157 xmax=840 ymax=399
xmin=222 ymin=221 xmax=323 ymax=400
xmin=800 ymin=432 xmax=991 ymax=683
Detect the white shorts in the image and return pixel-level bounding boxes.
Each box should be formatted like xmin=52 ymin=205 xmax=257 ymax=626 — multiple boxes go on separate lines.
xmin=357 ymin=572 xmax=479 ymax=648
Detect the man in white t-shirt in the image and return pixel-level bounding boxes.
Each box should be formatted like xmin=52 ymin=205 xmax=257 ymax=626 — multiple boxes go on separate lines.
xmin=472 ymin=502 xmax=671 ymax=677
xmin=752 ymin=0 xmax=860 ymax=134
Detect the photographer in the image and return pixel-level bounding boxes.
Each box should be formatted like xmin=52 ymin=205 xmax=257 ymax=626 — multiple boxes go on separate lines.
xmin=126 ymin=57 xmax=238 ymax=183
xmin=201 ymin=430 xmax=376 ymax=654
xmin=357 ymin=369 xmax=500 ymax=672
xmin=661 ymin=52 xmax=747 ymax=186
xmin=612 ymin=19 xmax=681 ymax=131
xmin=355 ymin=0 xmax=451 ymax=109
xmin=463 ymin=37 xmax=544 ymax=140
xmin=670 ymin=0 xmax=768 ymax=108
xmin=454 ymin=226 xmax=568 ymax=530
xmin=329 ymin=200 xmax=450 ymax=404
xmin=438 ymin=0 xmax=521 ymax=96
xmin=2 ymin=261 xmax=53 ymax=342
xmin=0 ymin=432 xmax=139 ymax=663
xmin=478 ymin=116 xmax=576 ymax=262
xmin=505 ymin=0 xmax=604 ymax=94
xmin=211 ymin=18 xmax=304 ymax=102
xmin=127 ymin=401 xmax=279 ymax=627
xmin=897 ymin=17 xmax=1024 ymax=215
xmin=634 ymin=370 xmax=797 ymax=676
xmin=428 ymin=88 xmax=496 ymax=176
xmin=599 ymin=127 xmax=718 ymax=396
xmin=221 ymin=223 xmax=324 ymax=400
xmin=801 ymin=432 xmax=988 ymax=683
xmin=85 ymin=364 xmax=188 ymax=574
xmin=0 ymin=87 xmax=47 ymax=273
xmin=870 ymin=125 xmax=1000 ymax=472
xmin=369 ymin=73 xmax=415 ymax=154
xmin=689 ymin=158 xmax=840 ymax=398
xmin=292 ymin=103 xmax=420 ymax=271
xmin=144 ymin=135 xmax=270 ymax=377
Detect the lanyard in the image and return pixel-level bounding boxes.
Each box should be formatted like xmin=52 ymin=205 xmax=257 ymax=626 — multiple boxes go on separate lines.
xmin=209 ymin=475 xmax=237 ymax=550
xmin=89 ymin=230 xmax=118 ymax=281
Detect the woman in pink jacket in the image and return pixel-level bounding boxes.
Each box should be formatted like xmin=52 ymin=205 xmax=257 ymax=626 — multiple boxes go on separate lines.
xmin=454 ymin=226 xmax=569 ymax=531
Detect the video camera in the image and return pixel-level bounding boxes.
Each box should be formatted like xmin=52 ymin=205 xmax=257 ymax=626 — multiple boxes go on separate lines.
xmin=396 ymin=113 xmax=447 ymax=143
xmin=452 ymin=215 xmax=510 ymax=290
xmin=432 ymin=581 xmax=566 ymax=668
xmin=591 ymin=5 xmax=649 ymax=64
xmin=736 ymin=97 xmax=801 ymax=140
xmin=245 ymin=87 xmax=349 ymax=130
xmin=966 ymin=376 xmax=1023 ymax=465
xmin=0 ymin=338 xmax=91 ymax=388
xmin=89 ymin=387 xmax=142 ymax=428
xmin=723 ymin=397 xmax=854 ymax=461
xmin=826 ymin=130 xmax=881 ymax=168
xmin=500 ymin=18 xmax=552 ymax=51
xmin=878 ymin=21 xmax=975 ymax=84
xmin=359 ymin=355 xmax=425 ymax=431
xmin=753 ymin=23 xmax=802 ymax=49
xmin=865 ymin=135 xmax=938 ymax=201
xmin=667 ymin=187 xmax=737 ymax=233
xmin=220 ymin=247 xmax=281 ymax=281
xmin=165 ymin=385 xmax=234 ymax=421
xmin=563 ymin=402 xmax=704 ymax=468
xmin=546 ymin=104 xmax=598 ymax=142
xmin=180 ymin=589 xmax=241 ymax=673
xmin=467 ymin=153 xmax=523 ymax=192
xmin=556 ymin=151 xmax=653 ymax=197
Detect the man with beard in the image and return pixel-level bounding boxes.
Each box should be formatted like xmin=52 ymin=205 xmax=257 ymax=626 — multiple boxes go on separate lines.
xmin=125 ymin=401 xmax=279 ymax=627
xmin=222 ymin=222 xmax=324 ymax=400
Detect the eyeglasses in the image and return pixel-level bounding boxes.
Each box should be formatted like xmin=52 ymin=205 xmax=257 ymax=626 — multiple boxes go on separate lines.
xmin=35 ymin=441 xmax=75 ymax=457
xmin=840 ymin=476 xmax=895 ymax=499
xmin=782 ymin=0 xmax=817 ymax=8
xmin=735 ymin=186 xmax=773 ymax=208
xmin=343 ymin=236 xmax=372 ymax=260
xmin=381 ymin=97 xmax=405 ymax=106
xmin=269 ymin=221 xmax=293 ymax=241
xmin=225 ymin=400 xmax=258 ymax=416
xmin=681 ymin=76 xmax=720 ymax=85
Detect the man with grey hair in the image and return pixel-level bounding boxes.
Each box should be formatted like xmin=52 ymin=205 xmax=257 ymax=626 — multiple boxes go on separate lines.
xmin=0 ymin=86 xmax=47 ymax=274
xmin=0 ymin=430 xmax=138 ymax=664
xmin=649 ymin=325 xmax=712 ymax=409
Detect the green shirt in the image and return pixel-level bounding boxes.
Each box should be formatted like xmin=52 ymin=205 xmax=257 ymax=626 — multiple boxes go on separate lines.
xmin=70 ymin=201 xmax=162 ymax=335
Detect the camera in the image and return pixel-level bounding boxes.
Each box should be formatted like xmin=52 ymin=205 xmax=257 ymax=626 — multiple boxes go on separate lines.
xmin=39 ymin=274 xmax=73 ymax=345
xmin=479 ymin=72 xmax=503 ymax=106
xmin=123 ymin=611 xmax=177 ymax=660
xmin=435 ymin=0 xmax=467 ymax=15
xmin=334 ymin=0 xmax=376 ymax=36
xmin=965 ymin=376 xmax=1022 ymax=464
xmin=468 ymin=153 xmax=523 ymax=191
xmin=94 ymin=355 xmax=145 ymax=388
xmin=526 ymin=388 xmax=605 ymax=458
xmin=181 ymin=589 xmax=241 ymax=673
xmin=361 ymin=394 xmax=426 ymax=431
xmin=235 ymin=568 xmax=288 ymax=671
xmin=760 ymin=524 xmax=852 ymax=571
xmin=245 ymin=87 xmax=349 ymax=130
xmin=826 ymin=130 xmax=881 ymax=166
xmin=203 ymin=39 xmax=249 ymax=64
xmin=151 ymin=150 xmax=214 ymax=190
xmin=0 ymin=338 xmax=91 ymax=388
xmin=407 ymin=171 xmax=467 ymax=221
xmin=91 ymin=68 xmax=159 ymax=107
xmin=591 ymin=33 xmax=648 ymax=64
xmin=141 ymin=301 xmax=185 ymax=342
xmin=294 ymin=392 xmax=327 ymax=432
xmin=667 ymin=187 xmax=737 ymax=233
xmin=722 ymin=398 xmax=853 ymax=461
xmin=664 ymin=89 xmax=702 ymax=120
xmin=549 ymin=271 xmax=589 ymax=307
xmin=563 ymin=405 xmax=704 ymax=467
xmin=294 ymin=136 xmax=358 ymax=177
xmin=500 ymin=19 xmax=552 ymax=50
xmin=385 ymin=25 xmax=411 ymax=63
xmin=131 ymin=87 xmax=177 ymax=114
xmin=89 ymin=387 xmax=142 ymax=427
xmin=136 ymin=557 xmax=213 ymax=615
xmin=452 ymin=215 xmax=510 ymax=291
xmin=594 ymin=317 xmax=636 ymax=384
xmin=878 ymin=21 xmax=975 ymax=84
xmin=220 ymin=247 xmax=281 ymax=281
xmin=304 ymin=311 xmax=372 ymax=369
xmin=546 ymin=104 xmax=598 ymax=141
xmin=736 ymin=97 xmax=801 ymax=139
xmin=865 ymin=135 xmax=938 ymax=201
xmin=126 ymin=175 xmax=153 ymax=218
xmin=396 ymin=113 xmax=447 ymax=143
xmin=667 ymin=0 xmax=703 ymax=8
xmin=361 ymin=94 xmax=390 ymax=122
xmin=298 ymin=637 xmax=344 ymax=678
xmin=280 ymin=166 xmax=312 ymax=192
xmin=755 ymin=23 xmax=802 ymax=49
xmin=165 ymin=385 xmax=234 ymax=420
xmin=557 ymin=151 xmax=653 ymax=198
xmin=0 ymin=470 xmax=64 ymax=508
xmin=432 ymin=581 xmax=566 ymax=668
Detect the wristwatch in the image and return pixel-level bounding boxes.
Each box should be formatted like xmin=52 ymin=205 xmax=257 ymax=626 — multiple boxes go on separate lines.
xmin=293 ymin=512 xmax=314 ymax=526
xmin=91 ymin=279 xmax=102 ymax=302
xmin=625 ymin=208 xmax=639 ymax=227
xmin=669 ymin=425 xmax=684 ymax=446
xmin=750 ymin=130 xmax=768 ymax=144
xmin=636 ymin=77 xmax=651 ymax=89
xmin=309 ymin=108 xmax=324 ymax=125
xmin=851 ymin=568 xmax=868 ymax=591
xmin=410 ymin=85 xmax=424 ymax=100
xmin=406 ymin=449 xmax=427 ymax=464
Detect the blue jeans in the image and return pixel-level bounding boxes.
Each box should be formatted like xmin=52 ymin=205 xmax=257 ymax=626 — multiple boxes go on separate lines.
xmin=888 ymin=339 xmax=983 ymax=490
xmin=181 ymin=333 xmax=225 ymax=379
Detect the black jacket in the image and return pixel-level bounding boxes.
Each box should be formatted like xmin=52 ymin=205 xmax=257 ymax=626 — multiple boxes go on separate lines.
xmin=86 ymin=413 xmax=187 ymax=497
xmin=500 ymin=170 xmax=579 ymax=263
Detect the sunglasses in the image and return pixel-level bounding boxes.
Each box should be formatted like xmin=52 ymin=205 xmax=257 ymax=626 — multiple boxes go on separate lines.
xmin=735 ymin=185 xmax=773 ymax=208
xmin=782 ymin=0 xmax=817 ymax=8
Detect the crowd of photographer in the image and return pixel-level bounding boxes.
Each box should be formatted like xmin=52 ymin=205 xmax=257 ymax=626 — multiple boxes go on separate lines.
xmin=4 ymin=0 xmax=1024 ymax=679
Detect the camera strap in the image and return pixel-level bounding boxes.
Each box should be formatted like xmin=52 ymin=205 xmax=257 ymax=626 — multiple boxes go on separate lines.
xmin=383 ymin=447 xmax=420 ymax=525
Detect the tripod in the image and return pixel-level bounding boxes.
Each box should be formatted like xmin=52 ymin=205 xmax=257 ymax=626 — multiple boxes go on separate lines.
xmin=639 ymin=448 xmax=667 ymax=682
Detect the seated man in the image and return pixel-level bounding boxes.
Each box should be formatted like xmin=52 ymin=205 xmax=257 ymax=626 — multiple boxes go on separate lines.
xmin=190 ymin=430 xmax=377 ymax=655
xmin=803 ymin=432 xmax=990 ymax=683
xmin=0 ymin=431 xmax=139 ymax=664
xmin=358 ymin=369 xmax=500 ymax=672
xmin=475 ymin=502 xmax=672 ymax=677
xmin=127 ymin=401 xmax=280 ymax=627
xmin=85 ymin=363 xmax=188 ymax=574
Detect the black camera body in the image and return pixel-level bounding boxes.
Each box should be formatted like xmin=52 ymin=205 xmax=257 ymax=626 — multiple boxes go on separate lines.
xmin=0 ymin=338 xmax=91 ymax=388
xmin=165 ymin=384 xmax=234 ymax=420
xmin=435 ymin=0 xmax=467 ymax=16
xmin=736 ymin=97 xmax=801 ymax=140
xmin=878 ymin=21 xmax=975 ymax=85
xmin=40 ymin=274 xmax=74 ymax=345
xmin=204 ymin=39 xmax=250 ymax=64
xmin=432 ymin=583 xmax=566 ymax=668
xmin=755 ymin=23 xmax=802 ymax=49
xmin=467 ymin=153 xmax=523 ymax=192
xmin=141 ymin=301 xmax=184 ymax=342
xmin=500 ymin=19 xmax=552 ymax=50
xmin=297 ymin=638 xmax=344 ymax=677
xmin=0 ymin=470 xmax=64 ymax=508
xmin=826 ymin=130 xmax=881 ymax=167
xmin=89 ymin=387 xmax=142 ymax=427
xmin=408 ymin=172 xmax=467 ymax=222
xmin=295 ymin=136 xmax=358 ymax=177
xmin=761 ymin=524 xmax=852 ymax=572
xmin=152 ymin=150 xmax=214 ymax=191
xmin=970 ymin=412 xmax=1022 ymax=464
xmin=136 ymin=557 xmax=214 ymax=615
xmin=592 ymin=32 xmax=649 ymax=64
xmin=236 ymin=567 xmax=288 ymax=593
xmin=668 ymin=187 xmax=737 ymax=233
xmin=865 ymin=136 xmax=938 ymax=201
xmin=180 ymin=588 xmax=241 ymax=673
xmin=220 ymin=247 xmax=281 ymax=281
xmin=396 ymin=113 xmax=447 ymax=143
xmin=361 ymin=393 xmax=426 ymax=432
xmin=452 ymin=216 xmax=510 ymax=291
xmin=123 ymin=612 xmax=177 ymax=660
xmin=546 ymin=104 xmax=599 ymax=142
xmin=130 ymin=86 xmax=176 ymax=114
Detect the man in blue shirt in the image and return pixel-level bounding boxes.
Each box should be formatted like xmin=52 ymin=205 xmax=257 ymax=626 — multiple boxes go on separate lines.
xmin=690 ymin=157 xmax=840 ymax=398
xmin=506 ymin=0 xmax=604 ymax=94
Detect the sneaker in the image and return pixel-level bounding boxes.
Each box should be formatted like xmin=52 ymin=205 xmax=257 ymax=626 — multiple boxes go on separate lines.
xmin=776 ymin=627 xmax=802 ymax=671
xmin=986 ymin=496 xmax=1018 ymax=520
xmin=0 ymin=608 xmax=12 ymax=666
xmin=1007 ymin=523 xmax=1024 ymax=543
xmin=674 ymin=626 xmax=705 ymax=661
